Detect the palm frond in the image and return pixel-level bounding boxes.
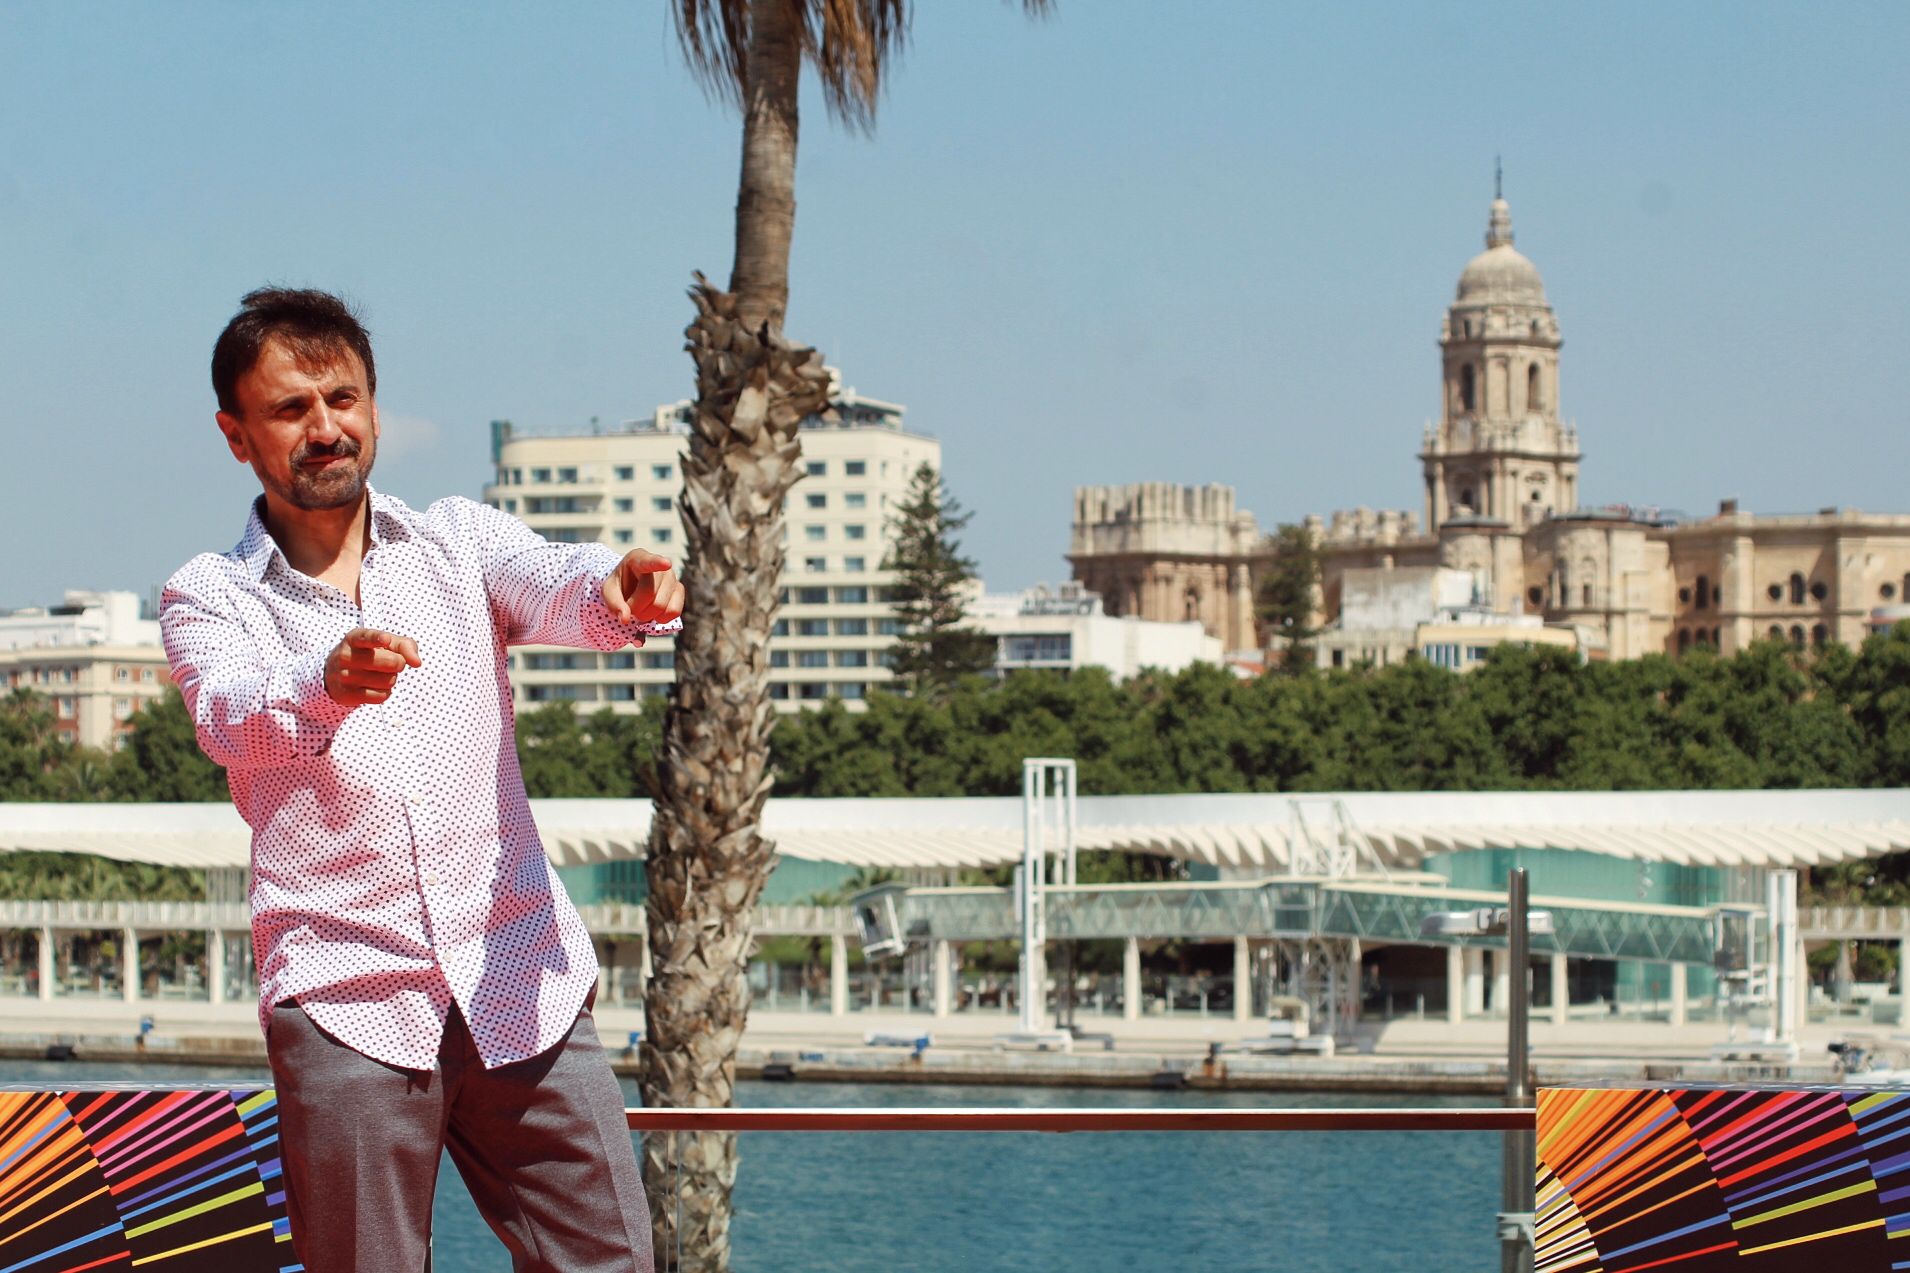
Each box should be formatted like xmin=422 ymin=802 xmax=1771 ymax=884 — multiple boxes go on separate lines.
xmin=674 ymin=1 xmax=1049 ymax=128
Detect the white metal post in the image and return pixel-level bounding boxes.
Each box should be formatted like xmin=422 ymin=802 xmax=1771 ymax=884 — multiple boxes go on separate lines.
xmin=1446 ymin=946 xmax=1465 ymax=1024
xmin=1770 ymin=868 xmax=1798 ymax=1046
xmin=932 ymin=939 xmax=952 ymax=1018
xmin=122 ymin=927 xmax=139 ymax=1004
xmin=829 ymin=934 xmax=849 ymax=1017
xmin=37 ymin=926 xmax=54 ymax=1003
xmin=207 ymin=931 xmax=226 ymax=1006
xmin=1550 ymin=954 xmax=1568 ymax=1026
xmin=1123 ymin=936 xmax=1141 ymax=1022
xmin=1003 ymin=759 xmax=1078 ymax=1050
xmin=1233 ymin=936 xmax=1253 ymax=1023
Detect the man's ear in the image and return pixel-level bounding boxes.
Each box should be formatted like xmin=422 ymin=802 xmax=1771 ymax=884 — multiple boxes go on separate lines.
xmin=215 ymin=410 xmax=250 ymax=464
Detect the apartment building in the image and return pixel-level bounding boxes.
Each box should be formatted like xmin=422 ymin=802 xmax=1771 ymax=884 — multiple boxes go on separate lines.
xmin=485 ymin=372 xmax=939 ymax=711
xmin=0 ymin=591 xmax=169 ymax=748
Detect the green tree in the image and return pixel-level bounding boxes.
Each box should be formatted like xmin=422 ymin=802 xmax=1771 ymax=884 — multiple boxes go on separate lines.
xmin=109 ymin=689 xmax=227 ymax=802
xmin=0 ymin=689 xmax=70 ymax=800
xmin=1256 ymin=523 xmax=1321 ymax=672
xmin=883 ymin=462 xmax=997 ymax=696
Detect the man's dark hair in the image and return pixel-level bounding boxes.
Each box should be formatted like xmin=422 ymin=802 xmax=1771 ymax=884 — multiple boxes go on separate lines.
xmin=211 ymin=287 xmax=376 ymax=416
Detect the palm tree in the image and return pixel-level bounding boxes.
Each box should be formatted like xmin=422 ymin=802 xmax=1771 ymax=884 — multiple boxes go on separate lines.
xmin=643 ymin=3 xmax=1047 ymax=1268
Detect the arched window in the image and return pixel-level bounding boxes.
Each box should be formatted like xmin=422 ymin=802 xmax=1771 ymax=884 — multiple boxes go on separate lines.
xmin=1810 ymin=581 xmax=1828 ymax=602
xmin=1676 ymin=629 xmax=1691 ymax=653
xmin=1582 ymin=583 xmax=1593 ymax=607
xmin=1767 ymin=583 xmax=1783 ymax=601
xmin=1790 ymin=625 xmax=1806 ymax=648
xmin=1526 ymin=363 xmax=1542 ymax=413
xmin=1459 ymin=487 xmax=1475 ymax=512
xmin=1527 ymin=586 xmax=1543 ymax=608
xmin=1884 ymin=582 xmax=1899 ymax=601
xmin=1768 ymin=625 xmax=1784 ymax=640
xmin=1789 ymin=573 xmax=1806 ymax=605
xmin=1695 ymin=575 xmax=1710 ymax=609
xmin=1812 ymin=624 xmax=1828 ymax=648
xmin=1459 ymin=364 xmax=1476 ymax=412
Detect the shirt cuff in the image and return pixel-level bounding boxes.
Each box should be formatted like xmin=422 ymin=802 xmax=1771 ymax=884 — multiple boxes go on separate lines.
xmin=287 ymin=649 xmax=355 ymax=744
xmin=580 ymin=557 xmax=681 ymax=649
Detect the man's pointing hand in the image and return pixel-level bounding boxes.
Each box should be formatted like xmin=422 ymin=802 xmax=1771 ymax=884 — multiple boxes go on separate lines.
xmin=602 ymin=550 xmax=685 ymax=629
xmin=325 ymin=628 xmax=422 ymax=706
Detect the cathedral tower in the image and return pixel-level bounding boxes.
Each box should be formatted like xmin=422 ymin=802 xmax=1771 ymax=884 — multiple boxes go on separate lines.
xmin=1420 ymin=185 xmax=1579 ymax=532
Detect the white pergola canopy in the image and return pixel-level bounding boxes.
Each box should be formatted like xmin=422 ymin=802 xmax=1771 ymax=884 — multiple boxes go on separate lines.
xmin=1 ymin=789 xmax=1908 ymax=874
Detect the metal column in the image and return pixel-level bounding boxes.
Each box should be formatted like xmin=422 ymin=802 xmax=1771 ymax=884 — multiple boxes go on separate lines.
xmin=829 ymin=934 xmax=848 ymax=1017
xmin=1501 ymin=868 xmax=1535 ymax=1273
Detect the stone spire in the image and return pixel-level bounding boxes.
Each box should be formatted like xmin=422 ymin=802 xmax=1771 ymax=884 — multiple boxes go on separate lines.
xmin=1486 ymin=197 xmax=1514 ymax=249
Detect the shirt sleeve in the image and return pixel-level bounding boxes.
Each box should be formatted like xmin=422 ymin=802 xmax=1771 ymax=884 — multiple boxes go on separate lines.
xmin=467 ymin=499 xmax=676 ymax=650
xmin=160 ymin=570 xmax=356 ymax=771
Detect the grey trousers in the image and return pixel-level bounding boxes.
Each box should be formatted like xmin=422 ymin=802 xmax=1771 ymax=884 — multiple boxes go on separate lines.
xmin=267 ymin=998 xmax=654 ymax=1273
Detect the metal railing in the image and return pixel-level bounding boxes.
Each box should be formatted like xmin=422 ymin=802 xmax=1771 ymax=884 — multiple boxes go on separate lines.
xmin=625 ymin=1106 xmax=1532 ymax=1133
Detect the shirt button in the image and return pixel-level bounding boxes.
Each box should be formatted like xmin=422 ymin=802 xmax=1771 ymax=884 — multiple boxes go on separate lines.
xmin=424 ymin=872 xmax=441 ymax=887
xmin=407 ymin=791 xmax=423 ymax=805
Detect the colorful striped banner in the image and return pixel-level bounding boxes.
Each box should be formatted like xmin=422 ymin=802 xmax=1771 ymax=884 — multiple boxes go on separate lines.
xmin=0 ymin=1089 xmax=293 ymax=1273
xmin=1538 ymin=1086 xmax=1910 ymax=1271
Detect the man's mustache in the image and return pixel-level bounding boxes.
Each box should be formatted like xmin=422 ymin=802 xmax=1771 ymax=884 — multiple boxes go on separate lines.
xmin=294 ymin=437 xmax=362 ymax=466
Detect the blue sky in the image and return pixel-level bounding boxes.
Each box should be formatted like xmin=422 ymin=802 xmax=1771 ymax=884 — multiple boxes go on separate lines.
xmin=3 ymin=1 xmax=1906 ymax=605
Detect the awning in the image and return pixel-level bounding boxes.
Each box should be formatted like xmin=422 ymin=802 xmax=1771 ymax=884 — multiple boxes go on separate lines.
xmin=1 ymin=789 xmax=1907 ymax=873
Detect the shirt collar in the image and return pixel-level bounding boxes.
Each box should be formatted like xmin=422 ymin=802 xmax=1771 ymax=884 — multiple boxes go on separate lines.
xmin=234 ymin=485 xmax=409 ymax=581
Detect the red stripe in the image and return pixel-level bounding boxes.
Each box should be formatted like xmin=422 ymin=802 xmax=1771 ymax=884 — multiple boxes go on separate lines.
xmin=50 ymin=1253 xmax=131 ymax=1273
xmin=1607 ymin=1240 xmax=1739 ymax=1272
xmin=1717 ymin=1121 xmax=1855 ymax=1188
xmin=88 ymin=1092 xmax=192 ymax=1155
xmin=108 ymin=1123 xmax=244 ymax=1196
xmin=1699 ymin=1090 xmax=1805 ymax=1152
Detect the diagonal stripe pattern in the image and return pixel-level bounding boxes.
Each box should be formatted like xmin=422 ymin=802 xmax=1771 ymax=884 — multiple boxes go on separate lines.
xmin=0 ymin=1089 xmax=289 ymax=1272
xmin=1538 ymin=1086 xmax=1910 ymax=1271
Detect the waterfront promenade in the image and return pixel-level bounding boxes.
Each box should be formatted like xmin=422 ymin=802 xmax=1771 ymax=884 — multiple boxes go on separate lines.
xmin=0 ymin=996 xmax=1844 ymax=1089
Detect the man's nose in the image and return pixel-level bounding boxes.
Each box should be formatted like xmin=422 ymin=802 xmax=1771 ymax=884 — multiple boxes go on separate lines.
xmin=305 ymin=403 xmax=343 ymax=443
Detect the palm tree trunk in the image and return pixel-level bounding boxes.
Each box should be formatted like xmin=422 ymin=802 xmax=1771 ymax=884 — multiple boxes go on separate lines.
xmin=639 ymin=2 xmax=829 ymax=1268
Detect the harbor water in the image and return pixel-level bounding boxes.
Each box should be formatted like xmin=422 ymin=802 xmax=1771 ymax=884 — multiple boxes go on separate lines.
xmin=2 ymin=1061 xmax=1500 ymax=1271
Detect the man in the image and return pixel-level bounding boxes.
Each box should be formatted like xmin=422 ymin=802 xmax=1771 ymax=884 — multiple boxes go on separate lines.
xmin=162 ymin=287 xmax=679 ymax=1273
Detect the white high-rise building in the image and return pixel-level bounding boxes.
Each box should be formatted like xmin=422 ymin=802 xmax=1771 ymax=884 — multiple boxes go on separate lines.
xmin=484 ymin=371 xmax=939 ymax=711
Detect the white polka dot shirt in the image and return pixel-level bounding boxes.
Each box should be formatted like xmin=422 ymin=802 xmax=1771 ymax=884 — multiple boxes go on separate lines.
xmin=161 ymin=489 xmax=679 ymax=1071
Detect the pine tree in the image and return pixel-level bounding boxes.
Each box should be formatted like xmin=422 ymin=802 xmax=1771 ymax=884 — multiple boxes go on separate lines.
xmin=1256 ymin=523 xmax=1322 ymax=672
xmin=883 ymin=462 xmax=996 ymax=695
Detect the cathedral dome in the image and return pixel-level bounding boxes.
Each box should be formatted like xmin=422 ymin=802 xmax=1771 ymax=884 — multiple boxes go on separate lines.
xmin=1455 ymin=197 xmax=1548 ymax=307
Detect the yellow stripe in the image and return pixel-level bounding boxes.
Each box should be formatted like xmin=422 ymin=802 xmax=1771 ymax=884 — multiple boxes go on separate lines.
xmin=1850 ymin=1092 xmax=1897 ymax=1115
xmin=130 ymin=1220 xmax=275 ymax=1266
xmin=123 ymin=1182 xmax=263 ymax=1239
xmin=0 ymin=1183 xmax=110 ymax=1252
xmin=1538 ymin=1089 xmax=1604 ymax=1156
xmin=1738 ymin=1217 xmax=1884 ymax=1256
xmin=1732 ymin=1179 xmax=1875 ymax=1229
xmin=236 ymin=1091 xmax=275 ymax=1117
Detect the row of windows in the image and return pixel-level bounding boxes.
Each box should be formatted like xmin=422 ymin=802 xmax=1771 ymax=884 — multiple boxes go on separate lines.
xmin=1683 ymin=573 xmax=1910 ymax=608
xmin=499 ymin=458 xmax=882 ymax=486
xmin=769 ymin=682 xmax=869 ymax=701
xmin=1676 ymin=624 xmax=1835 ymax=652
xmin=771 ymin=618 xmax=899 ymax=637
xmin=769 ymin=650 xmax=883 ymax=669
xmin=520 ymin=652 xmax=678 ymax=672
xmin=1000 ymin=634 xmax=1073 ymax=663
xmin=779 ymin=586 xmax=893 ymax=605
xmin=527 ymin=680 xmax=880 ymax=704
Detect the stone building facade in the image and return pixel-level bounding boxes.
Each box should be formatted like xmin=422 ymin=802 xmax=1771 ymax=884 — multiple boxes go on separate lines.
xmin=1070 ymin=191 xmax=1910 ymax=660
